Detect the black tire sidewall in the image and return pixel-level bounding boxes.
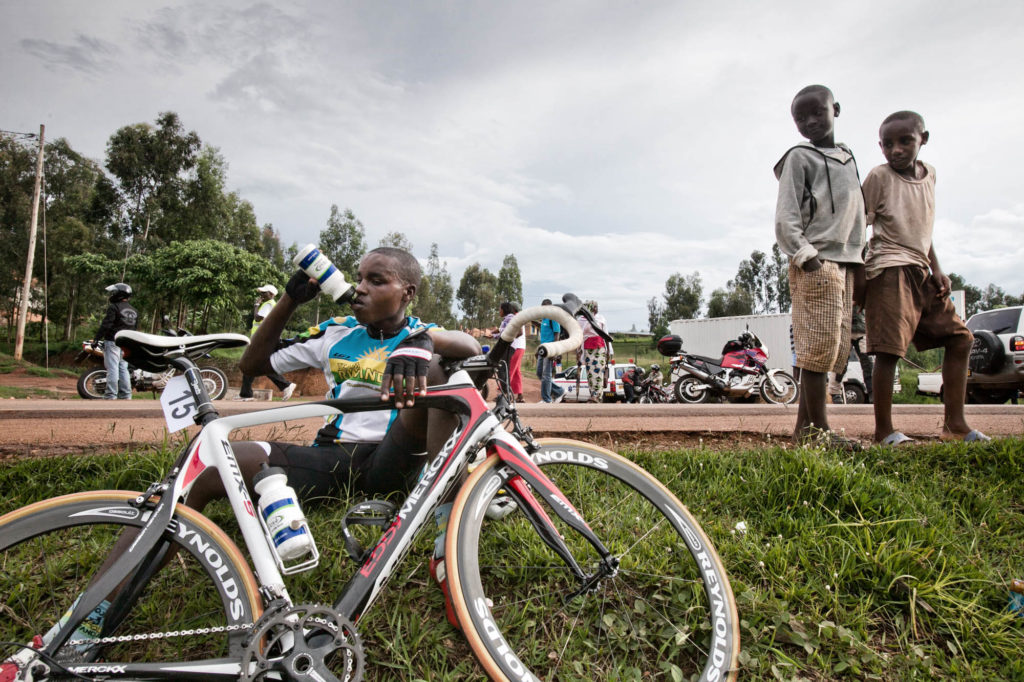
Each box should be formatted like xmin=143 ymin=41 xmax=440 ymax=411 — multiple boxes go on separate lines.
xmin=969 ymin=330 xmax=1005 ymax=373
xmin=77 ymin=368 xmax=107 ymax=399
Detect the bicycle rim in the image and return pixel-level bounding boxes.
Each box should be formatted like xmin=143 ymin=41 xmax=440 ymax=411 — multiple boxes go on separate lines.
xmin=0 ymin=491 xmax=261 ymax=669
xmin=447 ymin=439 xmax=739 ymax=682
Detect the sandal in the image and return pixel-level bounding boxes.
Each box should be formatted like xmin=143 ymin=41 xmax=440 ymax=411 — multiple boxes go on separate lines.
xmin=881 ymin=431 xmax=914 ymax=447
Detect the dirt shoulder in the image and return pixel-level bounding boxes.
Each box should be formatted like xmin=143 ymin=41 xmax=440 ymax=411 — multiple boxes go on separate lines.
xmin=2 ymin=367 xmax=1022 ymax=461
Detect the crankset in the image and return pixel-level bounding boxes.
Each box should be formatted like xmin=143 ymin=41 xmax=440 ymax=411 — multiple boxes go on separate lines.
xmin=240 ymin=603 xmax=364 ymax=682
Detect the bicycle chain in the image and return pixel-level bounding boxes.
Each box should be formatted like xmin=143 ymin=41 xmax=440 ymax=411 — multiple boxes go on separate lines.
xmin=67 ymin=621 xmax=252 ymax=646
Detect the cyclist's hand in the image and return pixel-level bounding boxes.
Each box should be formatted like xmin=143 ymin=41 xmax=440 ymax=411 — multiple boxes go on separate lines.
xmin=381 ymin=330 xmax=434 ymax=408
xmin=285 ymin=270 xmax=320 ymax=304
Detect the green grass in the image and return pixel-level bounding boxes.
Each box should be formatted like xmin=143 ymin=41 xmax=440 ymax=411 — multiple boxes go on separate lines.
xmin=2 ymin=438 xmax=1022 ymax=680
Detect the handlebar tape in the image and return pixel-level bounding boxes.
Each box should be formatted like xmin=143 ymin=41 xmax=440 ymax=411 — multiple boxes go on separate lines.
xmin=490 ymin=304 xmax=584 ymax=361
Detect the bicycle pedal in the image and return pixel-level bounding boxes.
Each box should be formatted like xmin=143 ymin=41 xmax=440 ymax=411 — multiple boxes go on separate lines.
xmin=340 ymin=500 xmax=397 ymax=563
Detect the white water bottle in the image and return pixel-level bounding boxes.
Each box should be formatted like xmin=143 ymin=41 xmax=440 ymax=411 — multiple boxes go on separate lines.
xmin=293 ymin=244 xmax=356 ymax=303
xmin=253 ymin=465 xmax=314 ymax=561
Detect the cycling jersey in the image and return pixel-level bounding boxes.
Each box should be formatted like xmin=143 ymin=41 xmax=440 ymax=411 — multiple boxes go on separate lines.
xmin=270 ymin=316 xmax=435 ymax=444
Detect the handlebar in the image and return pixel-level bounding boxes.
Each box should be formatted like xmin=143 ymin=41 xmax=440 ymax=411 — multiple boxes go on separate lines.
xmin=488 ymin=294 xmax=585 ymax=365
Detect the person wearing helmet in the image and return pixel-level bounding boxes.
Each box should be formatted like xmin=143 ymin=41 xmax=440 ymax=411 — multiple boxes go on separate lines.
xmin=93 ymin=283 xmax=138 ymax=400
xmin=235 ymin=284 xmax=297 ymax=401
xmin=649 ymin=363 xmax=662 ymax=387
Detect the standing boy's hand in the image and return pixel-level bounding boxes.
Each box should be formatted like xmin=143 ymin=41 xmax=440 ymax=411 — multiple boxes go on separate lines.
xmin=802 ymin=256 xmax=823 ymax=273
xmin=931 ymin=270 xmax=951 ymax=298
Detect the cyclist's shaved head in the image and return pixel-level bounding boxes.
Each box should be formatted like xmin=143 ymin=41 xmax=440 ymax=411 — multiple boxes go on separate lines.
xmin=365 ymin=247 xmax=422 ymax=288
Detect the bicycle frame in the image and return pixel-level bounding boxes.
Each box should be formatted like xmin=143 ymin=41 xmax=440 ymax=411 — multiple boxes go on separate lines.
xmin=51 ymin=367 xmax=614 ymax=679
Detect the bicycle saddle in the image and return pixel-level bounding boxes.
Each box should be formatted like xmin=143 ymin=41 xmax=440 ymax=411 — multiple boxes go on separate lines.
xmin=115 ymin=330 xmax=250 ymax=372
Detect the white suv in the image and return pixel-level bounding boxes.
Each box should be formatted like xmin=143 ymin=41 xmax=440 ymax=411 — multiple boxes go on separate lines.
xmin=914 ymin=305 xmax=1024 ymax=403
xmin=965 ymin=305 xmax=1024 ymax=403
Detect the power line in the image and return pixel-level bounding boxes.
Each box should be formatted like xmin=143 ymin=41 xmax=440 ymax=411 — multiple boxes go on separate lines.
xmin=0 ymin=128 xmax=39 ymax=140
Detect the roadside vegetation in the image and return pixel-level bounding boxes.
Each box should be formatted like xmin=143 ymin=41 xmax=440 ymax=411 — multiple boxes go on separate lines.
xmin=2 ymin=436 xmax=1021 ymax=680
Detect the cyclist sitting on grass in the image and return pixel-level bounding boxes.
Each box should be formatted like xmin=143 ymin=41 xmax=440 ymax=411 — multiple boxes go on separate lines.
xmin=49 ymin=247 xmax=481 ymax=647
xmin=192 ymin=246 xmax=480 ymax=627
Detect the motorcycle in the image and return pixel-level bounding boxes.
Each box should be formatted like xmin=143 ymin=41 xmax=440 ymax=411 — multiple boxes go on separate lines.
xmin=658 ymin=331 xmax=799 ymax=405
xmin=633 ymin=367 xmax=672 ymax=404
xmin=76 ymin=324 xmax=229 ymax=400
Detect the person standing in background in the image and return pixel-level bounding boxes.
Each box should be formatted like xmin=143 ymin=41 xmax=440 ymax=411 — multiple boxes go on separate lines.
xmin=536 ymin=299 xmax=566 ymax=403
xmin=493 ymin=301 xmax=526 ymax=402
xmin=93 ymin=283 xmax=138 ymax=400
xmin=577 ymin=300 xmax=608 ymax=403
xmin=236 ymin=284 xmax=297 ymax=401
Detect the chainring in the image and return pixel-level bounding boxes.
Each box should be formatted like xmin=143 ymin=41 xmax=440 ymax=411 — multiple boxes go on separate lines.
xmin=239 ymin=603 xmax=364 ymax=682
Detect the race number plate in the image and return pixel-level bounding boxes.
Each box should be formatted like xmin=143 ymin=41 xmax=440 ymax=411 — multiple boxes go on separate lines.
xmin=160 ymin=375 xmax=197 ymax=432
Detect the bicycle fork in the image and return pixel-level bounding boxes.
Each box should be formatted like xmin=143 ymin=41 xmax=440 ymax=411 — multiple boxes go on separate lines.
xmin=486 ymin=432 xmax=619 ymax=600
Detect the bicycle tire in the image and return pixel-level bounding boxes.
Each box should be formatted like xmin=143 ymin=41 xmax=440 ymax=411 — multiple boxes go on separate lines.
xmin=77 ymin=368 xmax=107 ymax=400
xmin=447 ymin=439 xmax=739 ymax=682
xmin=0 ymin=491 xmax=261 ymax=669
xmin=199 ymin=367 xmax=229 ymax=400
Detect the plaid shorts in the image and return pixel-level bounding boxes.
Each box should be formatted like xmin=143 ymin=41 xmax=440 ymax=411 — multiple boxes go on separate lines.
xmin=789 ymin=260 xmax=852 ymax=374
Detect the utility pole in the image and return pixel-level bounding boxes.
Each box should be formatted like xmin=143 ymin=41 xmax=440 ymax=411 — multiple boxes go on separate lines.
xmin=14 ymin=124 xmax=45 ymax=361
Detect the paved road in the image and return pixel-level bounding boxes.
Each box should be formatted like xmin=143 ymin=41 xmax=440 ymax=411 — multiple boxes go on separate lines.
xmin=2 ymin=399 xmax=1022 ymax=456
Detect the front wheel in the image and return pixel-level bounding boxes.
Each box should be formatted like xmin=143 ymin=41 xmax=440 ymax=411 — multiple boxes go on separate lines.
xmin=674 ymin=375 xmax=711 ymax=403
xmin=0 ymin=491 xmax=261 ymax=670
xmin=760 ymin=371 xmax=799 ymax=405
xmin=76 ymin=368 xmax=107 ymax=399
xmin=199 ymin=367 xmax=229 ymax=400
xmin=447 ymin=439 xmax=740 ymax=682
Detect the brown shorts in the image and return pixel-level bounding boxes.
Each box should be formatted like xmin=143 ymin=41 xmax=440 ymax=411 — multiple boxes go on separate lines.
xmin=864 ymin=265 xmax=972 ymax=357
xmin=789 ymin=260 xmax=852 ymax=373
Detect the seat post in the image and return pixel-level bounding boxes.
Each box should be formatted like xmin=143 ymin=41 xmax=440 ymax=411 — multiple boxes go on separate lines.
xmin=169 ymin=355 xmax=220 ymax=425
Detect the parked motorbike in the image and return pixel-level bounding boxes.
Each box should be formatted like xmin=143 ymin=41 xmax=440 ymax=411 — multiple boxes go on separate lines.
xmin=76 ymin=324 xmax=229 ymax=400
xmin=658 ymin=331 xmax=799 ymax=405
xmin=633 ymin=365 xmax=672 ymax=404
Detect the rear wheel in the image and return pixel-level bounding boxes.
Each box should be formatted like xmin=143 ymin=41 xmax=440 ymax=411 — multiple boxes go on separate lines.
xmin=447 ymin=439 xmax=740 ymax=681
xmin=674 ymin=376 xmax=711 ymax=403
xmin=760 ymin=371 xmax=799 ymax=405
xmin=199 ymin=367 xmax=229 ymax=400
xmin=0 ymin=491 xmax=261 ymax=672
xmin=76 ymin=368 xmax=107 ymax=399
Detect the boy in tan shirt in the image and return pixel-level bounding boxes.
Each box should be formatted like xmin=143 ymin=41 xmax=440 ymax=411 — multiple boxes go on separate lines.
xmin=861 ymin=111 xmax=988 ymax=444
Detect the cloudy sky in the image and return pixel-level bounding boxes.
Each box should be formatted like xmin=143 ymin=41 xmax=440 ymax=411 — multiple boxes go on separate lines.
xmin=3 ymin=1 xmax=1023 ymax=330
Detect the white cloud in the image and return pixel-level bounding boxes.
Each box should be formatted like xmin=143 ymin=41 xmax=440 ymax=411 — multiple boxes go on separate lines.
xmin=2 ymin=0 xmax=1023 ymax=330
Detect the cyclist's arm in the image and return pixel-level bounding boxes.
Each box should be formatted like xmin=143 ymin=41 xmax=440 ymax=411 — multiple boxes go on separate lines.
xmin=429 ymin=328 xmax=481 ymax=359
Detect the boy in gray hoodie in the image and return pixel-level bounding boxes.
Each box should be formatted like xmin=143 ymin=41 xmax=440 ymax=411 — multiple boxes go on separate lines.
xmin=774 ymin=84 xmax=866 ymax=449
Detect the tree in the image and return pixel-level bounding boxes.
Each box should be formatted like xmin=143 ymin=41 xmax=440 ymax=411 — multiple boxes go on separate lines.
xmin=707 ymin=281 xmax=754 ymax=318
xmin=496 ymin=254 xmax=523 ymax=306
xmin=771 ymin=244 xmax=791 ymax=312
xmin=379 ymin=231 xmax=413 ymax=252
xmin=663 ymin=272 xmax=703 ymax=321
xmin=104 ymin=112 xmax=201 ymax=248
xmin=647 ymin=296 xmax=668 ymax=339
xmin=319 ymin=205 xmax=366 ymax=281
xmin=147 ymin=240 xmax=280 ymax=332
xmin=456 ymin=263 xmax=498 ymax=329
xmin=948 ymin=273 xmax=983 ymax=318
xmin=412 ymin=243 xmax=457 ymax=328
